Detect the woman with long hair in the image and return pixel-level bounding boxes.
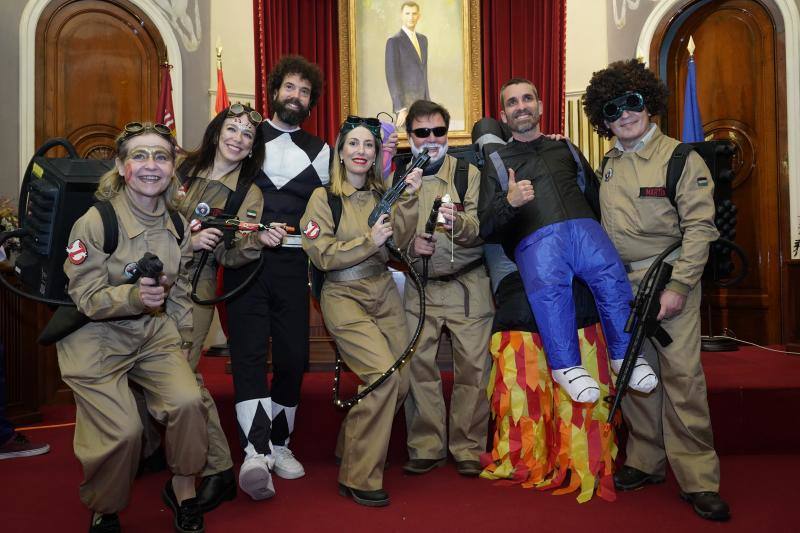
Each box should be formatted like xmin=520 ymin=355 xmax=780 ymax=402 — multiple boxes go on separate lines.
xmin=301 ymin=117 xmax=421 ymax=507
xmin=174 ymin=103 xmax=285 ymax=508
xmin=58 ymin=122 xmax=207 ymax=532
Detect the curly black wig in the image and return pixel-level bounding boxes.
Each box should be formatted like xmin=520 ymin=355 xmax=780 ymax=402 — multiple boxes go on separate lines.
xmin=267 ymin=55 xmax=324 ymax=109
xmin=583 ymin=59 xmax=669 ymax=138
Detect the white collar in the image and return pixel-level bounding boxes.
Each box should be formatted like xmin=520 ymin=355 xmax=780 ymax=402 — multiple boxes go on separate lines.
xmin=614 ymin=123 xmax=658 ymax=153
xmin=267 ymin=118 xmax=301 ymax=133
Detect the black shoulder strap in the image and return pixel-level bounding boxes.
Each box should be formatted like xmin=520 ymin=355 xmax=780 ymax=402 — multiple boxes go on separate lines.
xmin=224 ymin=175 xmax=252 ymax=216
xmin=563 ymin=140 xmax=586 ymax=193
xmin=168 ymin=210 xmax=185 ymax=243
xmin=666 ymin=143 xmax=694 ymax=209
xmin=600 ymin=156 xmax=610 ymax=179
xmin=325 ymin=188 xmax=343 ymax=234
xmin=453 ymin=158 xmax=469 ymax=202
xmin=95 ymin=201 xmax=118 ymax=255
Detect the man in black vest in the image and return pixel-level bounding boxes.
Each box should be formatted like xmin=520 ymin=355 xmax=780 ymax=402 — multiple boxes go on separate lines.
xmin=224 ymin=55 xmax=329 ymax=500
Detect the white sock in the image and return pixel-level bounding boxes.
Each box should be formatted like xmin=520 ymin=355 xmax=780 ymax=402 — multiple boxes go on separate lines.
xmin=551 ymin=366 xmax=600 ymax=403
xmin=610 ymin=357 xmax=658 ymax=393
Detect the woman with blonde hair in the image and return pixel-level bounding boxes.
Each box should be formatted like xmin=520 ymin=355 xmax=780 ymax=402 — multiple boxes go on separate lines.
xmin=301 ymin=116 xmax=421 ymax=507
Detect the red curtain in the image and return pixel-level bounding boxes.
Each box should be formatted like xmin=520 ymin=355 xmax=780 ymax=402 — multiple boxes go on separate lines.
xmin=253 ymin=0 xmax=340 ymax=145
xmin=253 ymin=0 xmax=566 ymax=140
xmin=481 ymin=0 xmax=566 ymax=134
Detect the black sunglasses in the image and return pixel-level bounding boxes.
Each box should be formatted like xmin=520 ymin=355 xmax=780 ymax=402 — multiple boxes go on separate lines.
xmin=117 ymin=122 xmax=173 ymax=148
xmin=411 ymin=126 xmax=448 ymax=138
xmin=602 ymin=92 xmax=645 ymax=122
xmin=340 ymin=115 xmax=382 ymax=138
xmin=228 ymin=103 xmax=263 ymax=125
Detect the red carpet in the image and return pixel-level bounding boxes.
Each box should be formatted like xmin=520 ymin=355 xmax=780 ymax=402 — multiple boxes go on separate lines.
xmin=1 ymin=348 xmax=798 ymax=532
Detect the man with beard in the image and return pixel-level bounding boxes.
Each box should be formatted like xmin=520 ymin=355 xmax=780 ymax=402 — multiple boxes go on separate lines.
xmin=223 ymin=55 xmax=329 ymax=499
xmin=397 ymin=100 xmax=494 ymax=477
xmin=478 ymin=78 xmax=658 ymax=404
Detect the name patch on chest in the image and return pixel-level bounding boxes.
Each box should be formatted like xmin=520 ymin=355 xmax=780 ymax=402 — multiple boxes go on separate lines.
xmin=639 ymin=187 xmax=668 ymax=198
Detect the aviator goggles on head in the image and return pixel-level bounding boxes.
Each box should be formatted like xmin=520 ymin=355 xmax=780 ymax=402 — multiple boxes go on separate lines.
xmin=116 ymin=122 xmax=175 ymax=154
xmin=340 ymin=115 xmax=382 ymax=139
xmin=602 ymin=91 xmax=646 ymax=122
xmin=227 ymin=103 xmax=263 ymax=125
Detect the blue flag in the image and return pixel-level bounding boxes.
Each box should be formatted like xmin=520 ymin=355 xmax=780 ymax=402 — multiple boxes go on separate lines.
xmin=682 ymin=55 xmax=704 ymax=142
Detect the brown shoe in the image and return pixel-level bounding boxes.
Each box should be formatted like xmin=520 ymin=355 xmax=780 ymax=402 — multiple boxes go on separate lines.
xmin=0 ymin=432 xmax=50 ymax=460
xmin=455 ymin=460 xmax=482 ymax=477
xmin=402 ymin=458 xmax=446 ymax=474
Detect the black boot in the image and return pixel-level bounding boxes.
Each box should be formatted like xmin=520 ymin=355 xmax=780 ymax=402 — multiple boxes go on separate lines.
xmin=196 ymin=467 xmax=237 ymax=513
xmin=680 ymin=491 xmax=731 ymax=521
xmin=613 ymin=465 xmax=665 ymax=491
xmin=338 ymin=483 xmax=390 ymax=507
xmin=88 ymin=513 xmax=120 ymax=533
xmin=162 ymin=479 xmax=205 ymax=533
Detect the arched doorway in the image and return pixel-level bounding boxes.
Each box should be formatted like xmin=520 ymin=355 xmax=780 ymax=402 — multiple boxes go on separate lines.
xmin=646 ymin=0 xmax=794 ymax=345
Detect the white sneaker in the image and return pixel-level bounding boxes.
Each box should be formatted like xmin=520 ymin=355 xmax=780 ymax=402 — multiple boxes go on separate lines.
xmin=551 ymin=365 xmax=601 ymax=403
xmin=273 ymin=445 xmax=306 ymax=479
xmin=610 ymin=357 xmax=659 ymax=393
xmin=239 ymin=455 xmax=275 ymax=500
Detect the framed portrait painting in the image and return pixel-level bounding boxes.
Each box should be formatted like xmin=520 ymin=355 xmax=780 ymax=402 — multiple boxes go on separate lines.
xmin=338 ymin=0 xmax=482 ymax=146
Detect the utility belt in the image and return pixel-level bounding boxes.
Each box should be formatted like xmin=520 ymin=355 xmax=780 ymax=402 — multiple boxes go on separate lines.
xmin=426 ymin=257 xmax=485 ymax=283
xmin=624 ymin=246 xmax=681 ymax=273
xmin=325 ymin=262 xmax=387 ymax=282
xmin=420 ymin=257 xmax=485 ymax=317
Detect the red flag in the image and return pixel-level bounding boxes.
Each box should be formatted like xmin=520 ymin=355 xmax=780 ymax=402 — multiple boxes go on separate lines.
xmin=156 ymin=63 xmax=176 ymax=136
xmin=215 ymin=66 xmax=230 ymax=114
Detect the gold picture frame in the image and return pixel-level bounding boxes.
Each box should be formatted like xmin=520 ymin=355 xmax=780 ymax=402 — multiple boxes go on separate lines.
xmin=338 ymin=0 xmax=482 ymax=146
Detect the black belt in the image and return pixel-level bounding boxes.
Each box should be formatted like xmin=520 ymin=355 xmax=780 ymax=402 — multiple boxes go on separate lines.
xmin=424 ymin=258 xmax=485 ymax=317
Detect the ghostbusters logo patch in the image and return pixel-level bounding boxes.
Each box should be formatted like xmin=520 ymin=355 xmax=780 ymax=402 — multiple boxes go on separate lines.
xmin=123 ymin=262 xmax=139 ymax=279
xmin=66 ymin=239 xmax=88 ymax=265
xmin=303 ymin=220 xmax=321 ymax=240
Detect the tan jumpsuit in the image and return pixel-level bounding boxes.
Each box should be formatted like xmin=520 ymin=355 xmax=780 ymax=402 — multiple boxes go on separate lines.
xmin=599 ymin=127 xmax=721 ymax=492
xmin=399 ymin=155 xmax=494 ymax=462
xmin=301 ymin=181 xmax=418 ymax=490
xmin=176 ymin=163 xmax=266 ymax=476
xmin=57 ymin=189 xmax=208 ymax=514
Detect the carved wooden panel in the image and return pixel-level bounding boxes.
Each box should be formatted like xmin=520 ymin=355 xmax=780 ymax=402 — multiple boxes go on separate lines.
xmin=656 ymin=0 xmax=781 ymax=344
xmin=35 ymin=0 xmax=167 ymax=158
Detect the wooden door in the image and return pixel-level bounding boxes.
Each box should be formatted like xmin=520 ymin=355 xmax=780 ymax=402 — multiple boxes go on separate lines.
xmin=655 ymin=0 xmax=783 ymax=344
xmin=35 ymin=0 xmax=166 ymax=158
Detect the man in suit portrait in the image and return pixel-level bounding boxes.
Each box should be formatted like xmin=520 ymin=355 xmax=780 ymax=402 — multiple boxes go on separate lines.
xmin=385 ymin=1 xmax=430 ymax=129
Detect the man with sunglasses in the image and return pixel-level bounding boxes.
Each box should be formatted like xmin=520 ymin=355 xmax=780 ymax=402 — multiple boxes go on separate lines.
xmin=583 ymin=60 xmax=728 ymax=521
xmin=479 ymin=78 xmax=657 ymax=406
xmin=223 ymin=55 xmax=329 ymax=490
xmin=398 ymin=100 xmax=494 ymax=477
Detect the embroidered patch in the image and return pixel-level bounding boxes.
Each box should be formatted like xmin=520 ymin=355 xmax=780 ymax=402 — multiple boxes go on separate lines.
xmin=453 ymin=203 xmax=465 ymax=212
xmin=194 ymin=202 xmax=210 ymax=217
xmin=697 ymin=177 xmax=709 ymax=187
xmin=246 ymin=209 xmax=257 ymax=218
xmin=303 ymin=220 xmax=321 ymax=240
xmin=123 ymin=262 xmax=138 ymax=279
xmin=604 ymin=168 xmax=613 ymax=182
xmin=639 ymin=187 xmax=668 ymax=198
xmin=66 ymin=239 xmax=88 ymax=265
xmin=189 ymin=218 xmax=202 ymax=232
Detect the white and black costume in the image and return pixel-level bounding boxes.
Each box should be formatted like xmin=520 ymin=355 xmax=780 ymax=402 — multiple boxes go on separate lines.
xmin=225 ymin=120 xmax=330 ymax=458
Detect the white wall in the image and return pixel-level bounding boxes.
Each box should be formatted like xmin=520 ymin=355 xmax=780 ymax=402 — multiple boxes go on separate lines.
xmin=565 ymin=0 xmax=609 ymax=93
xmin=209 ymin=0 xmax=256 ymax=112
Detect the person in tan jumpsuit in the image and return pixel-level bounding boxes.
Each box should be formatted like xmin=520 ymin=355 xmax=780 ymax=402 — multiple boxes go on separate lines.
xmin=57 ymin=123 xmax=207 ymax=533
xmin=584 ymin=60 xmax=729 ymax=521
xmin=301 ymin=117 xmax=421 ymax=507
xmin=397 ymin=100 xmax=493 ymax=477
xmin=174 ymin=104 xmax=286 ymax=511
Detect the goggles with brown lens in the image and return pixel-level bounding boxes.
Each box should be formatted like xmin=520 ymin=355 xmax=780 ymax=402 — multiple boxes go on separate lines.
xmin=228 ymin=103 xmax=263 ymax=125
xmin=116 ymin=122 xmax=174 ymax=149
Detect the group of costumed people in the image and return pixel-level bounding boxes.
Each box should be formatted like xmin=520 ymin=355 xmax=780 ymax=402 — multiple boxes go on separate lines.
xmin=51 ymin=54 xmax=729 ymax=533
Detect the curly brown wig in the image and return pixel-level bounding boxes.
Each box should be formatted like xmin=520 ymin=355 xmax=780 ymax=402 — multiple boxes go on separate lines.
xmin=267 ymin=55 xmax=324 ymax=109
xmin=583 ymin=59 xmax=669 ymax=138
